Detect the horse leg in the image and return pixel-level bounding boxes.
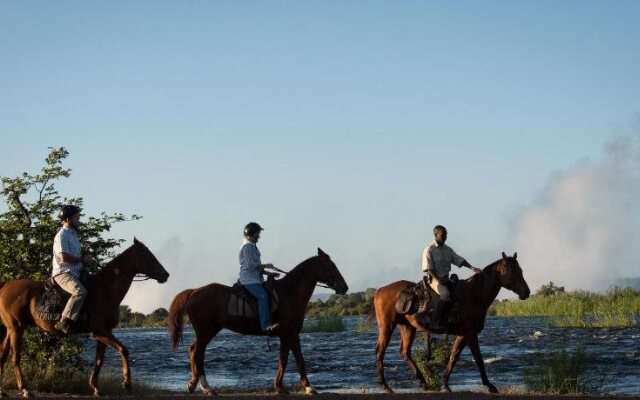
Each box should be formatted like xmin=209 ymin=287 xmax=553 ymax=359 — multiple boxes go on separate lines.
xmin=8 ymin=328 xmax=29 ymax=398
xmin=274 ymin=336 xmax=292 ymax=394
xmin=290 ymin=334 xmax=316 ymax=395
xmin=375 ymin=322 xmax=395 ymax=393
xmin=442 ymin=335 xmax=466 ymax=392
xmin=188 ymin=325 xmax=218 ymax=395
xmin=92 ymin=332 xmax=132 ymax=392
xmin=398 ymin=324 xmax=427 ymax=390
xmin=466 ymin=333 xmax=498 ymax=393
xmin=89 ymin=340 xmax=107 ymax=396
xmin=0 ymin=333 xmax=11 ymax=398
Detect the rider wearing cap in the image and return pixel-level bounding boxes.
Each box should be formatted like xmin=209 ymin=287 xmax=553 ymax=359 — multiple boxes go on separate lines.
xmin=239 ymin=222 xmax=280 ymax=333
xmin=52 ymin=205 xmax=93 ymax=334
xmin=423 ymin=225 xmax=481 ymax=327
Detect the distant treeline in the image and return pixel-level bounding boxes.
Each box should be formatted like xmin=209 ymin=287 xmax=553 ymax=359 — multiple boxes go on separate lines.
xmin=118 ymin=282 xmax=640 ymax=328
xmin=118 ymin=305 xmax=169 ymax=328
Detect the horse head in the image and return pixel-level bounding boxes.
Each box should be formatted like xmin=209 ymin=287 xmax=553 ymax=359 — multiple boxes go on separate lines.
xmin=314 ymin=248 xmax=349 ymax=295
xmin=129 ymin=237 xmax=170 ymax=283
xmin=494 ymin=252 xmax=530 ymax=300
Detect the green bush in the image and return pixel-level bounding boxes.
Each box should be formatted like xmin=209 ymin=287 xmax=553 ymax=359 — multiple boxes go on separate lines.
xmin=413 ymin=334 xmax=451 ymax=391
xmin=303 ymin=316 xmax=345 ymax=333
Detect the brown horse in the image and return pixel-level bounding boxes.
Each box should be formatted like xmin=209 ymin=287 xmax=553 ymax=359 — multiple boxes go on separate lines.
xmin=374 ymin=252 xmax=530 ymax=394
xmin=0 ymin=238 xmax=169 ymax=397
xmin=168 ymin=248 xmax=348 ymax=396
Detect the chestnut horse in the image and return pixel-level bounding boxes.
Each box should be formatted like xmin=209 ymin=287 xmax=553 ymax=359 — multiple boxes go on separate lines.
xmin=374 ymin=252 xmax=530 ymax=393
xmin=168 ymin=248 xmax=348 ymax=396
xmin=0 ymin=238 xmax=169 ymax=397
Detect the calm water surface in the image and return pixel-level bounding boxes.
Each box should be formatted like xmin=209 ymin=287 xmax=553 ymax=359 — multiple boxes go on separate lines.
xmin=84 ymin=316 xmax=640 ymax=394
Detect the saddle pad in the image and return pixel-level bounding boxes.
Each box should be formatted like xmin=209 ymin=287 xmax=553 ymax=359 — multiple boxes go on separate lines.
xmin=227 ymin=283 xmax=279 ymax=318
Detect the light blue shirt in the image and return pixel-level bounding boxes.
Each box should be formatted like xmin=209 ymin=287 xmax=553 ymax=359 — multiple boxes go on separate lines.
xmin=239 ymin=239 xmax=263 ymax=285
xmin=52 ymin=226 xmax=84 ymax=278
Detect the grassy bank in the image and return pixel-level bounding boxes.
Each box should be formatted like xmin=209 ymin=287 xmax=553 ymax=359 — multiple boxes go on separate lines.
xmin=490 ymin=286 xmax=640 ymax=327
xmin=1 ymin=365 xmax=169 ymax=396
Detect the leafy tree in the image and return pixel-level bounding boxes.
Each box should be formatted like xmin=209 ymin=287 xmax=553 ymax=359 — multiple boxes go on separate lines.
xmin=0 ymin=147 xmax=140 ymax=372
xmin=536 ymin=281 xmax=565 ymax=297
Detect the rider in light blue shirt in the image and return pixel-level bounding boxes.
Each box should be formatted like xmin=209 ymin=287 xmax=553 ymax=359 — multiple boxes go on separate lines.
xmin=239 ymin=222 xmax=279 ymax=333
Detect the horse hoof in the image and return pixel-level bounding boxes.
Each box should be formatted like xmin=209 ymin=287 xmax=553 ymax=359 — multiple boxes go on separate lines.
xmin=487 ymin=384 xmax=499 ymax=393
xmin=21 ymin=389 xmax=32 ymax=398
xmin=93 ymin=390 xmax=102 ymax=397
xmin=304 ymin=386 xmax=318 ymax=395
xmin=275 ymin=387 xmax=289 ymax=395
xmin=187 ymin=382 xmax=196 ymax=394
xmin=382 ymin=385 xmax=393 ymax=394
xmin=203 ymin=389 xmax=217 ymax=396
xmin=442 ymin=385 xmax=452 ymax=393
xmin=122 ymin=381 xmax=132 ymax=391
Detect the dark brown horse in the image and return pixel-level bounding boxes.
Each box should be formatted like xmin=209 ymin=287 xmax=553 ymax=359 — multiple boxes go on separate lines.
xmin=0 ymin=238 xmax=169 ymax=397
xmin=168 ymin=248 xmax=348 ymax=396
xmin=374 ymin=252 xmax=530 ymax=393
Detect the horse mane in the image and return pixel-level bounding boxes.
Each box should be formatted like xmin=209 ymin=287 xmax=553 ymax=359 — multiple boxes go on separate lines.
xmin=465 ymin=258 xmax=502 ymax=285
xmin=280 ymin=255 xmax=318 ymax=281
xmin=93 ymin=243 xmax=136 ymax=279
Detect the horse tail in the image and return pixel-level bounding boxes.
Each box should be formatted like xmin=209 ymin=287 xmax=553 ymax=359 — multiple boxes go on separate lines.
xmin=168 ymin=289 xmax=194 ymax=350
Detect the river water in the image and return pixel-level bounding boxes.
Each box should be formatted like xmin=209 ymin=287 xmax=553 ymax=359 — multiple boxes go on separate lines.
xmin=84 ymin=316 xmax=640 ymax=395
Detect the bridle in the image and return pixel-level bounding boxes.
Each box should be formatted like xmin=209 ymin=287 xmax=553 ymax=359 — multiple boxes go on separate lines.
xmin=265 ymin=265 xmax=334 ymax=290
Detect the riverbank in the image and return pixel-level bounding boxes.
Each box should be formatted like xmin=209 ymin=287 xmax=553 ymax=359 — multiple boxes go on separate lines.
xmin=9 ymin=391 xmax=640 ymax=400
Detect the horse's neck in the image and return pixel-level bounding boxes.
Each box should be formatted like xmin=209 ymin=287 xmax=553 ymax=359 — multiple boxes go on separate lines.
xmin=94 ymin=254 xmax=136 ymax=305
xmin=473 ymin=264 xmax=502 ymax=310
xmin=280 ymin=260 xmax=318 ymax=305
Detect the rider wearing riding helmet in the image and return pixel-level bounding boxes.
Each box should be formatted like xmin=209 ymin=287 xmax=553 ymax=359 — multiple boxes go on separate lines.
xmin=52 ymin=205 xmax=93 ymax=334
xmin=239 ymin=222 xmax=280 ymax=333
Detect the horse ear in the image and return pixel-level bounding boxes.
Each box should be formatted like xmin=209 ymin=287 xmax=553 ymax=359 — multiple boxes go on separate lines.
xmin=317 ymin=247 xmax=326 ymax=257
xmin=513 ymin=252 xmax=517 ymax=259
xmin=502 ymin=251 xmax=507 ymax=259
xmin=134 ymin=237 xmax=139 ymax=244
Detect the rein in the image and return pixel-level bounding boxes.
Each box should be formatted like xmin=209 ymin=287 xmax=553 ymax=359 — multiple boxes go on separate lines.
xmin=265 ymin=265 xmax=333 ymax=290
xmin=132 ymin=274 xmax=151 ymax=282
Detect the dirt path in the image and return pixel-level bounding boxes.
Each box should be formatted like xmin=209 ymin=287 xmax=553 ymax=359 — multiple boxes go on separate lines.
xmin=14 ymin=392 xmax=639 ymax=400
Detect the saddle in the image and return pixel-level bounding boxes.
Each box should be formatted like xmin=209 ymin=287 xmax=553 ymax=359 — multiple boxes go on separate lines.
xmin=228 ymin=275 xmax=279 ymax=318
xmin=395 ymin=274 xmax=461 ymax=327
xmin=36 ymin=275 xmax=90 ymax=326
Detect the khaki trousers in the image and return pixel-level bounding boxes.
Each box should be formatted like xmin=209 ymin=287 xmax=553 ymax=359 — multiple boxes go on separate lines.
xmin=54 ymin=272 xmax=87 ymax=321
xmin=428 ymin=275 xmax=451 ymax=302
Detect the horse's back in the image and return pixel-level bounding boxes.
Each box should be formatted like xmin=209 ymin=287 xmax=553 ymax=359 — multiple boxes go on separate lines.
xmin=0 ymin=279 xmax=43 ymax=322
xmin=184 ymin=282 xmax=232 ymax=322
xmin=373 ymin=280 xmax=414 ymax=324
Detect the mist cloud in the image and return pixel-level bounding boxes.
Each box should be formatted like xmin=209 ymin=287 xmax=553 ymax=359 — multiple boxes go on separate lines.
xmin=510 ymin=135 xmax=640 ymax=292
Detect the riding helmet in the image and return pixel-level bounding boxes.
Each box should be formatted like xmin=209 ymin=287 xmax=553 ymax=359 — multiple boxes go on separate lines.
xmin=244 ymin=222 xmax=263 ymax=237
xmin=60 ymin=205 xmax=81 ymax=220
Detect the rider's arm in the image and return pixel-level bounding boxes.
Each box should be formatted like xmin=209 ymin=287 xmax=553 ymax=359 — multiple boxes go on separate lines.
xmin=422 ymin=246 xmax=434 ymax=274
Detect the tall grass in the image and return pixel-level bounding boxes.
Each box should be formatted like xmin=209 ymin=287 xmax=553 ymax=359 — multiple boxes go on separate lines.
xmin=491 ymin=287 xmax=640 ymax=327
xmin=303 ymin=316 xmax=345 ymax=333
xmin=522 ymin=346 xmax=605 ymax=394
xmin=1 ymin=365 xmax=169 ymax=395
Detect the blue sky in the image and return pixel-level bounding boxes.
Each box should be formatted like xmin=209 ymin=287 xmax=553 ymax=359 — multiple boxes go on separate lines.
xmin=1 ymin=1 xmax=640 ymax=312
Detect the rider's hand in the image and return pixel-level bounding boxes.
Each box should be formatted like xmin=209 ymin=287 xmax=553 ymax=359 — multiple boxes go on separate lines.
xmin=263 ymin=263 xmax=274 ymax=269
xmin=471 ymin=266 xmax=482 ymax=273
xmin=82 ymin=254 xmax=93 ymax=263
